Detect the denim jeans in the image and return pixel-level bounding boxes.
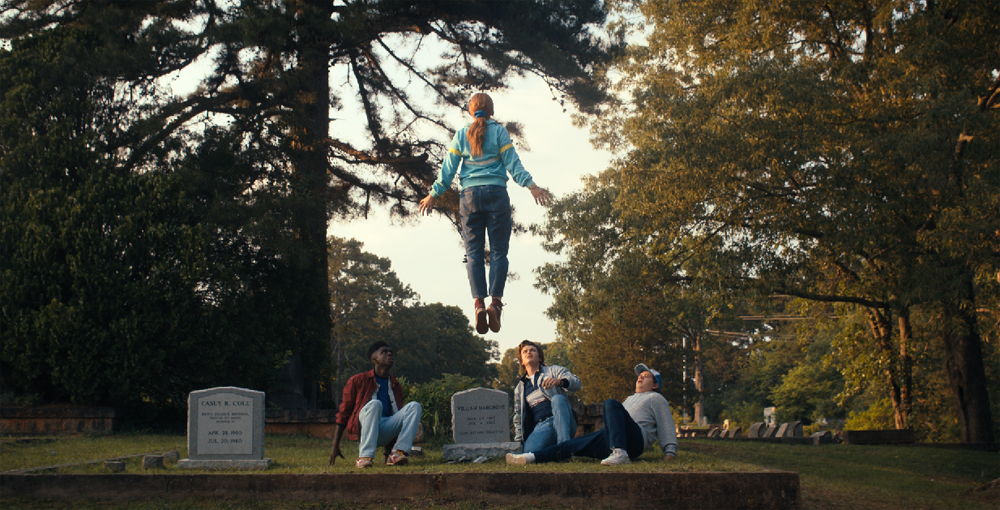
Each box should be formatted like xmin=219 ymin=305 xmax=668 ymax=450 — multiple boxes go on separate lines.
xmin=523 ymin=394 xmax=577 ymax=453
xmin=460 ymin=185 xmax=511 ymax=299
xmin=357 ymin=400 xmax=423 ymax=459
xmin=532 ymin=399 xmax=644 ymax=463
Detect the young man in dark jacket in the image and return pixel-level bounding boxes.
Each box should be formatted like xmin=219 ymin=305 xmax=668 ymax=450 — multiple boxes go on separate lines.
xmin=329 ymin=341 xmax=423 ymax=469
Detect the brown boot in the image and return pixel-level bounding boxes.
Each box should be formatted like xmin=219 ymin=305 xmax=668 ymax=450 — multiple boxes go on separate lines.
xmin=474 ymin=298 xmax=488 ymax=334
xmin=487 ymin=298 xmax=503 ymax=333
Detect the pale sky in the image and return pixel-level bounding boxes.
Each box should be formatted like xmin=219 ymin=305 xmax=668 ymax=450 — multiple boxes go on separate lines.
xmin=329 ymin=74 xmax=613 ymax=357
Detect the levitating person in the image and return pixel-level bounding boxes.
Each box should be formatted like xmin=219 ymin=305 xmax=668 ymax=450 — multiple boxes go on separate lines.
xmin=419 ymin=93 xmax=551 ymax=334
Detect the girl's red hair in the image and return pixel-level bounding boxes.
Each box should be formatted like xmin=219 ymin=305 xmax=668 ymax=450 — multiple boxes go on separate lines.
xmin=467 ymin=93 xmax=494 ymax=157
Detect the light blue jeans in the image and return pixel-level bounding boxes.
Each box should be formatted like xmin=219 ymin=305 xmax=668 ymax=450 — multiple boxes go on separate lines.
xmin=522 ymin=394 xmax=576 ymax=453
xmin=460 ymin=185 xmax=512 ymax=298
xmin=357 ymin=400 xmax=423 ymax=459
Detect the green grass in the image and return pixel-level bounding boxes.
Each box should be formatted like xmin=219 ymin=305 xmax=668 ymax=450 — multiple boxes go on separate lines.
xmin=2 ymin=433 xmax=998 ymax=509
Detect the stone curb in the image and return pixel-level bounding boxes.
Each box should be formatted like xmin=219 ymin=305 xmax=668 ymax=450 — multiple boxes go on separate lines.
xmin=1 ymin=472 xmax=801 ymax=509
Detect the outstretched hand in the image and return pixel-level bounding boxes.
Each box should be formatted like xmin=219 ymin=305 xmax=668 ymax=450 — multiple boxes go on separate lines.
xmin=530 ymin=186 xmax=551 ymax=206
xmin=329 ymin=444 xmax=345 ymax=466
xmin=418 ymin=195 xmax=435 ymax=215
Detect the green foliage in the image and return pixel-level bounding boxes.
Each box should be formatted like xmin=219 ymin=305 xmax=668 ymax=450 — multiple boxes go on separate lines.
xmin=844 ymin=398 xmax=897 ymax=432
xmin=403 ymin=373 xmax=479 ymax=440
xmin=589 ymin=0 xmax=999 ymax=442
xmin=1 ymin=28 xmax=303 ymax=417
xmin=717 ymin=401 xmax=765 ymax=431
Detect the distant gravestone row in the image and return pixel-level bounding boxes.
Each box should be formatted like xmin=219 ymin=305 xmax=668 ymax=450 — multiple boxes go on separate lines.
xmin=707 ymin=421 xmax=835 ymax=445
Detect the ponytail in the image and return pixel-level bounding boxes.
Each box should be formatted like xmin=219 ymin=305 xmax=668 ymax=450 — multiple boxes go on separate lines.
xmin=467 ymin=93 xmax=494 ymax=157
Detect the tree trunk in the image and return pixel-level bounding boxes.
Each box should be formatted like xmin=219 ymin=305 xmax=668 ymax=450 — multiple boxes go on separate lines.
xmin=941 ymin=274 xmax=995 ymax=443
xmin=279 ymin=0 xmax=335 ymax=409
xmin=867 ymin=308 xmax=907 ymax=429
xmin=693 ymin=332 xmax=705 ymax=425
xmin=896 ymin=307 xmax=913 ymax=428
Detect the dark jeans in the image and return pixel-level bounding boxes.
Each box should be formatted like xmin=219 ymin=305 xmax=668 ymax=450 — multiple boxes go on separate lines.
xmin=460 ymin=185 xmax=511 ymax=299
xmin=532 ymin=399 xmax=645 ymax=463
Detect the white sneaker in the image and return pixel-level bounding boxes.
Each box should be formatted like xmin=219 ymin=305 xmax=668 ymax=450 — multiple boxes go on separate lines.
xmin=600 ymin=448 xmax=630 ymax=465
xmin=506 ymin=452 xmax=534 ymax=465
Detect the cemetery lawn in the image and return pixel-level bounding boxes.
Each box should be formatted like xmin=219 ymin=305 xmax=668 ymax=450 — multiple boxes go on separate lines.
xmin=1 ymin=434 xmax=997 ymax=509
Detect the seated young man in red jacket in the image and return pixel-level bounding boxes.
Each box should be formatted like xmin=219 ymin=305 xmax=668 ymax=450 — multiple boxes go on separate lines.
xmin=329 ymin=341 xmax=423 ymax=469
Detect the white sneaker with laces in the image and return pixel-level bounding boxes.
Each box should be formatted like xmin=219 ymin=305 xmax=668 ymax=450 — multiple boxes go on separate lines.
xmin=600 ymin=448 xmax=630 ymax=465
xmin=506 ymin=452 xmax=535 ymax=465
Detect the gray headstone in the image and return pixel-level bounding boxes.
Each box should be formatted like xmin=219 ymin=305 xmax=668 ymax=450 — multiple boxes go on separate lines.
xmin=763 ymin=424 xmax=779 ymax=438
xmin=708 ymin=427 xmax=722 ymax=438
xmin=451 ymin=387 xmax=510 ymax=444
xmin=443 ymin=387 xmax=519 ymax=461
xmin=142 ymin=455 xmax=164 ymax=469
xmin=786 ymin=421 xmax=803 ymax=437
xmin=748 ymin=422 xmax=765 ymax=438
xmin=728 ymin=426 xmax=742 ymax=438
xmin=776 ymin=422 xmax=790 ymax=438
xmin=178 ymin=386 xmax=271 ymax=470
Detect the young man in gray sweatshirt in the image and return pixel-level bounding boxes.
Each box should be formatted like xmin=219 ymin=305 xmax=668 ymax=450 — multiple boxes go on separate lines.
xmin=507 ymin=363 xmax=677 ymax=465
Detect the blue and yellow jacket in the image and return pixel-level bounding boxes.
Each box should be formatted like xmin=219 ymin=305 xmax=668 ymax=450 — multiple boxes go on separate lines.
xmin=430 ymin=120 xmax=535 ymax=197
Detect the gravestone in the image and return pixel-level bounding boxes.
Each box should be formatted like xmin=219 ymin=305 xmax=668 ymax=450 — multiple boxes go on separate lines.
xmin=728 ymin=426 xmax=742 ymax=438
xmin=776 ymin=422 xmax=790 ymax=438
xmin=776 ymin=421 xmax=803 ymax=438
xmin=442 ymin=387 xmax=520 ymax=461
xmin=747 ymin=422 xmax=765 ymax=438
xmin=762 ymin=424 xmax=779 ymax=438
xmin=785 ymin=421 xmax=803 ymax=438
xmin=708 ymin=427 xmax=722 ymax=438
xmin=177 ymin=386 xmax=271 ymax=470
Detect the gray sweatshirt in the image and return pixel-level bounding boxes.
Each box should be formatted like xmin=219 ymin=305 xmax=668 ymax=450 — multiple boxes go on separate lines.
xmin=622 ymin=391 xmax=679 ymax=456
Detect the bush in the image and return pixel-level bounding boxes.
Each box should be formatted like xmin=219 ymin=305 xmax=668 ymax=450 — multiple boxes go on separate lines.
xmin=403 ymin=374 xmax=479 ymax=440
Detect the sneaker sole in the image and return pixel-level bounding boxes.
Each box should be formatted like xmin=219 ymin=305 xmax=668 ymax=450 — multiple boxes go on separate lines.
xmin=476 ymin=309 xmax=488 ymax=334
xmin=487 ymin=306 xmax=501 ymax=332
xmin=600 ymin=458 xmax=630 ymax=466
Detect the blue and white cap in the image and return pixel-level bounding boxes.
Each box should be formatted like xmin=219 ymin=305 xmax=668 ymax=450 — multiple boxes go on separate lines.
xmin=635 ymin=363 xmax=662 ymax=388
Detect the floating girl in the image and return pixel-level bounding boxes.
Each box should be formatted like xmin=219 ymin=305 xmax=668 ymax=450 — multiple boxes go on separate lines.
xmin=419 ymin=93 xmax=551 ymax=334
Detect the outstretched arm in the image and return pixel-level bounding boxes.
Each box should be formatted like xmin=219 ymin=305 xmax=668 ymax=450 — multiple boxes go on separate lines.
xmin=329 ymin=423 xmax=346 ymax=466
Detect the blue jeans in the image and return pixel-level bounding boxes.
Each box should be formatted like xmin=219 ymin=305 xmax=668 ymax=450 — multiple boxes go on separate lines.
xmin=460 ymin=185 xmax=511 ymax=299
xmin=532 ymin=399 xmax=644 ymax=463
xmin=357 ymin=400 xmax=423 ymax=459
xmin=523 ymin=394 xmax=577 ymax=453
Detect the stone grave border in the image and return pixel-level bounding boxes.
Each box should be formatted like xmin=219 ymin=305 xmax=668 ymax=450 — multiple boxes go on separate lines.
xmin=0 ymin=471 xmax=802 ymax=510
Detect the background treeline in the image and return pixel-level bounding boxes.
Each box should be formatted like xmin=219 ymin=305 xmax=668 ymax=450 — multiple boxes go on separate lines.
xmin=522 ymin=0 xmax=999 ymax=444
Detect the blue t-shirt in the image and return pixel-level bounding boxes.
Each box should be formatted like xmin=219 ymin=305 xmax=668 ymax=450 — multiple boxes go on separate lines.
xmin=375 ymin=375 xmax=393 ymax=417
